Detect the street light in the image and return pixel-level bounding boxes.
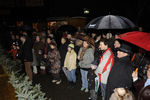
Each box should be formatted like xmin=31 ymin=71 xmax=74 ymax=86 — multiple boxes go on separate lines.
xmin=84 ymin=8 xmax=89 ymax=14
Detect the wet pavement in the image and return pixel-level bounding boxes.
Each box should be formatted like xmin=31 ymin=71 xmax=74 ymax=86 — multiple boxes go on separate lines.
xmin=33 ymin=68 xmax=102 ymax=100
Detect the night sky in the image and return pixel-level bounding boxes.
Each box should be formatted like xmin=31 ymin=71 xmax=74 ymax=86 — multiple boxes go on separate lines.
xmin=42 ymin=0 xmax=150 ymax=30
xmin=0 ymin=0 xmax=150 ymax=30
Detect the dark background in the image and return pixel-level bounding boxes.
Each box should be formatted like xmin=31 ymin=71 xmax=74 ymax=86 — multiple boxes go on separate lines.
xmin=0 ymin=0 xmax=150 ymax=31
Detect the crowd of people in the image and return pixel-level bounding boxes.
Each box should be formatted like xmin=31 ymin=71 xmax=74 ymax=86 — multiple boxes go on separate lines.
xmin=6 ymin=27 xmax=150 ymax=100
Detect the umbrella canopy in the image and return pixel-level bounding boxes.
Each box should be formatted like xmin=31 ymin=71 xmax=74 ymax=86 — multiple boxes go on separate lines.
xmin=118 ymin=31 xmax=150 ymax=51
xmin=85 ymin=15 xmax=136 ymax=30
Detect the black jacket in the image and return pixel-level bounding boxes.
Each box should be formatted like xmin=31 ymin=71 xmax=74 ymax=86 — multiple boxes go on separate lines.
xmin=21 ymin=36 xmax=33 ymax=62
xmin=87 ymin=69 xmax=97 ymax=90
xmin=105 ymin=56 xmax=133 ymax=100
xmin=59 ymin=42 xmax=68 ymax=66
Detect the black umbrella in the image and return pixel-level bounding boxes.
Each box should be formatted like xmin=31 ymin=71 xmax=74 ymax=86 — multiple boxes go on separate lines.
xmin=85 ymin=15 xmax=137 ymax=30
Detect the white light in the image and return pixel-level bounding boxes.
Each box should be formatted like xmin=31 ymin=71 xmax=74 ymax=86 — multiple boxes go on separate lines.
xmin=84 ymin=10 xmax=89 ymax=14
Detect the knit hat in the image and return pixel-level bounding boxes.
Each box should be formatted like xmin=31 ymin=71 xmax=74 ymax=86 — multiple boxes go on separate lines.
xmin=68 ymin=43 xmax=74 ymax=49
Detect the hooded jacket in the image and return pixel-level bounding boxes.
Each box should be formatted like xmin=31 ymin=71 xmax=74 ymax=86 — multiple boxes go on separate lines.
xmin=64 ymin=50 xmax=77 ymax=71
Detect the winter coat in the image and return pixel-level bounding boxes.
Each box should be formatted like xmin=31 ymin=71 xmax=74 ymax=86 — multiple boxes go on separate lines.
xmin=87 ymin=69 xmax=97 ymax=90
xmin=87 ymin=49 xmax=102 ymax=90
xmin=64 ymin=50 xmax=77 ymax=71
xmin=74 ymin=45 xmax=81 ymax=67
xmin=138 ymin=85 xmax=150 ymax=100
xmin=95 ymin=48 xmax=114 ymax=84
xmin=33 ymin=41 xmax=44 ymax=56
xmin=78 ymin=47 xmax=94 ymax=70
xmin=8 ymin=48 xmax=17 ymax=60
xmin=47 ymin=48 xmax=61 ymax=74
xmin=59 ymin=42 xmax=68 ymax=66
xmin=105 ymin=56 xmax=133 ymax=100
xmin=44 ymin=43 xmax=51 ymax=55
xmin=74 ymin=45 xmax=80 ymax=55
xmin=133 ymin=78 xmax=150 ymax=99
xmin=21 ymin=36 xmax=33 ymax=62
xmin=91 ymin=49 xmax=102 ymax=68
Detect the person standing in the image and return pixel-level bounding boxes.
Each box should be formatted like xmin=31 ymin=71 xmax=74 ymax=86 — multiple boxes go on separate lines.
xmin=87 ymin=66 xmax=97 ymax=100
xmin=105 ymin=44 xmax=133 ymax=100
xmin=20 ymin=35 xmax=33 ymax=81
xmin=59 ymin=37 xmax=69 ymax=68
xmin=32 ymin=35 xmax=44 ymax=74
xmin=78 ymin=35 xmax=95 ymax=92
xmin=95 ymin=39 xmax=114 ymax=100
xmin=43 ymin=37 xmax=52 ymax=74
xmin=64 ymin=43 xmax=77 ymax=88
xmin=47 ymin=41 xmax=61 ymax=84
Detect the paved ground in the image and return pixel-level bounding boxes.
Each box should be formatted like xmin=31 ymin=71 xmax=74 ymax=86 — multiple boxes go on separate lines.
xmin=33 ymin=68 xmax=102 ymax=100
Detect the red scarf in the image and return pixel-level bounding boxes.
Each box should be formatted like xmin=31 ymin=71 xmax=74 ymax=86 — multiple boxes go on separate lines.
xmin=98 ymin=48 xmax=114 ymax=81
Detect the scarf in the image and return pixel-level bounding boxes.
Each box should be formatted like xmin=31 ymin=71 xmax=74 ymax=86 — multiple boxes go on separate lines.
xmin=79 ymin=47 xmax=88 ymax=61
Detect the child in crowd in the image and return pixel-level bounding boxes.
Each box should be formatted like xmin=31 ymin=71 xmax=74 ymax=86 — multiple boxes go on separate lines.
xmin=8 ymin=42 xmax=18 ymax=60
xmin=64 ymin=43 xmax=77 ymax=89
xmin=87 ymin=65 xmax=98 ymax=100
xmin=47 ymin=41 xmax=61 ymax=84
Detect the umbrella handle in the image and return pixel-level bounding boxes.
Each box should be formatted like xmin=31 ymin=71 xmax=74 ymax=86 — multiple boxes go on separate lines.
xmin=138 ymin=53 xmax=145 ymax=66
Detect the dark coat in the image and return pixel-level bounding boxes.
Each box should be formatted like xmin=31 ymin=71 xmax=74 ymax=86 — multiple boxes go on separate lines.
xmin=133 ymin=78 xmax=145 ymax=100
xmin=33 ymin=41 xmax=44 ymax=56
xmin=74 ymin=45 xmax=80 ymax=56
xmin=92 ymin=49 xmax=102 ymax=66
xmin=44 ymin=43 xmax=51 ymax=55
xmin=87 ymin=69 xmax=97 ymax=90
xmin=105 ymin=56 xmax=133 ymax=100
xmin=21 ymin=36 xmax=33 ymax=62
xmin=138 ymin=85 xmax=150 ymax=100
xmin=59 ymin=42 xmax=68 ymax=66
xmin=87 ymin=49 xmax=102 ymax=90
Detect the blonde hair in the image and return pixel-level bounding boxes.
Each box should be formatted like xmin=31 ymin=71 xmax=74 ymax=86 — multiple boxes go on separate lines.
xmin=114 ymin=88 xmax=135 ymax=100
